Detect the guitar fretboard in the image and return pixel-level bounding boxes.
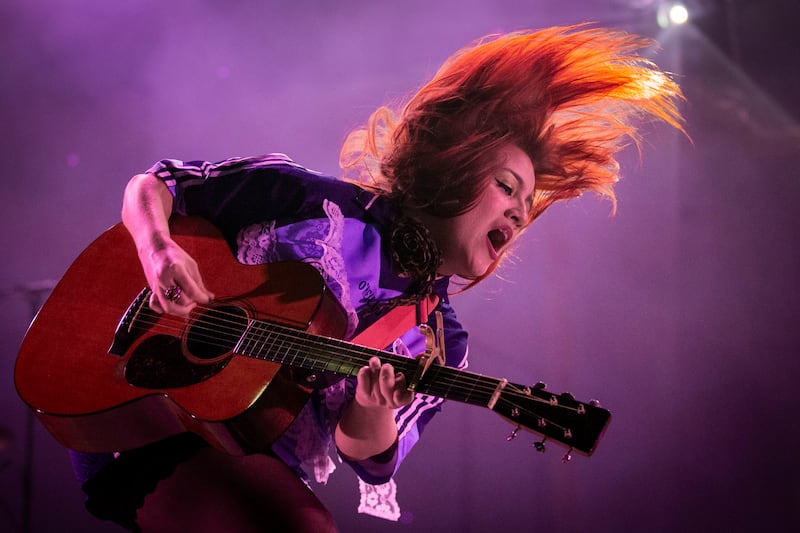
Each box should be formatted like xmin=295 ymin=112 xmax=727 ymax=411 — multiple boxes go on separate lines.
xmin=236 ymin=319 xmax=501 ymax=407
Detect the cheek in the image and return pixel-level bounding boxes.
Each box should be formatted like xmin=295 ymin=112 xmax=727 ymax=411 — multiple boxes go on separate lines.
xmin=440 ymin=220 xmax=472 ymax=261
xmin=452 ymin=218 xmax=479 ymax=247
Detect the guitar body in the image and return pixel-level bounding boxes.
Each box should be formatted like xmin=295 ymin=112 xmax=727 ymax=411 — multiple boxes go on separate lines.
xmin=15 ymin=216 xmax=348 ymax=455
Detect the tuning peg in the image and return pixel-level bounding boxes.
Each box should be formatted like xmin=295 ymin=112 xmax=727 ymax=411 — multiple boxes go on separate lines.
xmin=562 ymin=448 xmax=573 ymax=463
xmin=533 ymin=438 xmax=547 ymax=453
xmin=507 ymin=425 xmax=521 ymax=441
xmin=560 ymin=391 xmax=575 ymax=401
xmin=589 ymin=399 xmax=601 ymax=407
xmin=533 ymin=381 xmax=546 ymax=390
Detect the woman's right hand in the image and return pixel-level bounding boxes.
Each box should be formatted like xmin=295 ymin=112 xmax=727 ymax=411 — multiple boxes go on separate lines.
xmin=122 ymin=172 xmax=214 ymax=316
xmin=138 ymin=235 xmax=214 ymax=315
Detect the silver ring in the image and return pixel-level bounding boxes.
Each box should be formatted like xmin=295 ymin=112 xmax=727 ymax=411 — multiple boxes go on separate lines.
xmin=163 ymin=285 xmax=182 ymax=302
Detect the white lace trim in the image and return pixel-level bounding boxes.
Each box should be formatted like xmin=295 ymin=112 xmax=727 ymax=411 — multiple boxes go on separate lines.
xmin=236 ymin=220 xmax=278 ymax=264
xmin=358 ymin=478 xmax=401 ymax=521
xmin=313 ymin=199 xmax=357 ymax=337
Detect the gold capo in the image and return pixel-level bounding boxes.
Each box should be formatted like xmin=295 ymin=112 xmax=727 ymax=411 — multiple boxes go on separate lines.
xmin=406 ymin=311 xmax=446 ymax=391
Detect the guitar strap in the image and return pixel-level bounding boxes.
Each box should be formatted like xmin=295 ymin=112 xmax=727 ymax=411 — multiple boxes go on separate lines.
xmin=350 ymin=293 xmax=440 ymax=350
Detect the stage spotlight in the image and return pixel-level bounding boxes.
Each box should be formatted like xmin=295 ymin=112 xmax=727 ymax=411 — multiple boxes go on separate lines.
xmin=657 ymin=2 xmax=689 ymax=28
xmin=669 ymin=3 xmax=689 ymax=24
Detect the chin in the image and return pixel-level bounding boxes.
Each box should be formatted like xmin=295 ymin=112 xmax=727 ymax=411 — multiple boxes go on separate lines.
xmin=444 ymin=253 xmax=492 ymax=279
xmin=461 ymin=262 xmax=492 ymax=280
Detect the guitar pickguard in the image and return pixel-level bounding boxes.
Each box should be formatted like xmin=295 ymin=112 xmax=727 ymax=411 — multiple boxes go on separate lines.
xmin=109 ymin=287 xmax=153 ymax=356
xmin=125 ymin=335 xmax=230 ymax=389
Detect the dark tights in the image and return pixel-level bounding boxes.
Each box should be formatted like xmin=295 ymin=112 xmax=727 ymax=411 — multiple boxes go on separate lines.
xmin=136 ymin=446 xmax=338 ymax=532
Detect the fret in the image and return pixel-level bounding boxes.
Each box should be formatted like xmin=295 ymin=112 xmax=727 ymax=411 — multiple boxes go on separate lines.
xmin=259 ymin=326 xmax=278 ymax=362
xmin=222 ymin=315 xmax=607 ymax=454
xmin=417 ymin=365 xmax=496 ymax=407
xmin=238 ymin=317 xmax=502 ymax=408
xmin=237 ymin=321 xmax=265 ymax=360
xmin=283 ymin=340 xmax=303 ymax=368
xmin=233 ymin=319 xmax=255 ymax=356
xmin=249 ymin=320 xmax=271 ymax=361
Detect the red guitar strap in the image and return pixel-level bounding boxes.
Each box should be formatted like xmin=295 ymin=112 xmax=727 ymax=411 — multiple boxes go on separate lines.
xmin=351 ymin=294 xmax=440 ymax=350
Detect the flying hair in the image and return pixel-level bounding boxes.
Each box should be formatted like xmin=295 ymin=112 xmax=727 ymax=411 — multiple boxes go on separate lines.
xmin=340 ymin=24 xmax=685 ymax=285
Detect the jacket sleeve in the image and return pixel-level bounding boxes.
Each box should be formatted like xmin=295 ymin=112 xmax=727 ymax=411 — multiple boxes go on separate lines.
xmin=146 ymin=154 xmax=348 ymax=246
xmin=341 ymin=295 xmax=469 ymax=485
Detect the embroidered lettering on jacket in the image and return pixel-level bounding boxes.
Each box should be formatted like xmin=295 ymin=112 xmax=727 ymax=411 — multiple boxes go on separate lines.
xmin=357 ymin=280 xmax=384 ymax=317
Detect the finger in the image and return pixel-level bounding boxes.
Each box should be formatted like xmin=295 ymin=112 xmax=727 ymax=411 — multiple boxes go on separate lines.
xmin=356 ymin=357 xmax=388 ymax=407
xmin=166 ymin=263 xmax=213 ymax=304
xmin=178 ymin=278 xmax=213 ymax=304
xmin=149 ymin=291 xmax=165 ymax=314
xmin=182 ymin=263 xmax=215 ymax=302
xmin=393 ymin=373 xmax=415 ymax=405
xmin=368 ymin=356 xmax=382 ymax=373
xmin=380 ymin=366 xmax=414 ymax=407
xmin=356 ymin=364 xmax=374 ymax=399
xmin=367 ymin=357 xmax=384 ymax=401
xmin=378 ymin=363 xmax=397 ymax=403
xmin=193 ymin=273 xmax=214 ymax=301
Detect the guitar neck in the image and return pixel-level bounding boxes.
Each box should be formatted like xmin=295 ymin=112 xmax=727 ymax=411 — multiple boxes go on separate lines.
xmin=236 ymin=312 xmax=610 ymax=456
xmin=237 ymin=319 xmax=498 ymax=408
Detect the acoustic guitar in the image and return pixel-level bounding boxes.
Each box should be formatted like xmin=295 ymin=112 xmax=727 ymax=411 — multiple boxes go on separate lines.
xmin=15 ymin=216 xmax=610 ymax=459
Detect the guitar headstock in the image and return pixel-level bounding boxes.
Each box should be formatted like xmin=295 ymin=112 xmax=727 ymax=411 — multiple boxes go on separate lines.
xmin=493 ymin=381 xmax=611 ymax=458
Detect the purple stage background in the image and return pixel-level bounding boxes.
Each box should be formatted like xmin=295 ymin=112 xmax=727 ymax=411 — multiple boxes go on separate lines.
xmin=2 ymin=1 xmax=798 ymax=531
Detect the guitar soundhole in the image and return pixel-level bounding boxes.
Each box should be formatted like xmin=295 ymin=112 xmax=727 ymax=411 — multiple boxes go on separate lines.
xmin=186 ymin=305 xmax=248 ymax=360
xmin=125 ymin=304 xmax=248 ymax=390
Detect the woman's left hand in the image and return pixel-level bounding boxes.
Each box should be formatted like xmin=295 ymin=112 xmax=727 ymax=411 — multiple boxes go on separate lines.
xmin=354 ymin=356 xmax=415 ymax=410
xmin=335 ymin=356 xmax=415 ymax=461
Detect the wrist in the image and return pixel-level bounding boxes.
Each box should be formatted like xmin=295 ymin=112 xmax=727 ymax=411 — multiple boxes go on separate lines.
xmin=335 ymin=402 xmax=399 ymax=461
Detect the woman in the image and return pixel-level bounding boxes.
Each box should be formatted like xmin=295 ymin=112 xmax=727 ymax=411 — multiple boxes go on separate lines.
xmin=72 ymin=25 xmax=683 ymax=531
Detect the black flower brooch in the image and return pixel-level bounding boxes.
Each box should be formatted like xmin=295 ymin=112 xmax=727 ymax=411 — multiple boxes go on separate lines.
xmin=389 ymin=216 xmax=442 ymax=290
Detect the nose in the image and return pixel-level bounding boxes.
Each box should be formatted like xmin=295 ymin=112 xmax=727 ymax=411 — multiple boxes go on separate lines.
xmin=506 ymin=201 xmax=528 ymax=228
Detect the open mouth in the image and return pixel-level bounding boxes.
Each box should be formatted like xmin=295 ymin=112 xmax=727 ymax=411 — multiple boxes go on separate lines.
xmin=487 ymin=227 xmax=511 ymax=257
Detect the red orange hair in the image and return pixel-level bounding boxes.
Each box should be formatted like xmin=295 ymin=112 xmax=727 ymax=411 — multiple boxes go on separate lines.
xmin=340 ymin=25 xmax=685 ymax=284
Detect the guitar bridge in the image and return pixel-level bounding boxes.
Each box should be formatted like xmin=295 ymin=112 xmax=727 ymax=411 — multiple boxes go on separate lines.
xmin=108 ymin=287 xmax=153 ymax=356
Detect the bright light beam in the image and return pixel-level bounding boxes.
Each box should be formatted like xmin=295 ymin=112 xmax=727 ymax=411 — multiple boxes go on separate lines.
xmin=657 ymin=2 xmax=689 ymax=28
xmin=669 ymin=3 xmax=689 ymax=25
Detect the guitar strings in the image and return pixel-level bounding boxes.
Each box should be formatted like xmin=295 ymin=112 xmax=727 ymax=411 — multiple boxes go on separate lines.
xmin=128 ymin=303 xmax=583 ymax=409
xmin=131 ymin=305 xmax=503 ymax=401
xmin=134 ymin=305 xmax=492 ymax=401
xmin=126 ymin=307 xmax=592 ymax=448
xmin=124 ymin=303 xmax=591 ymax=429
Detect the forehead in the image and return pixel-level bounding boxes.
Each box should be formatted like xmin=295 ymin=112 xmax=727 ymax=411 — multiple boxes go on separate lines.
xmin=497 ymin=144 xmax=535 ymax=184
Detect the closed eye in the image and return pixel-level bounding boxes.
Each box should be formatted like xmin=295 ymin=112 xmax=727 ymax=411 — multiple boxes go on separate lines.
xmin=496 ymin=179 xmax=513 ymax=195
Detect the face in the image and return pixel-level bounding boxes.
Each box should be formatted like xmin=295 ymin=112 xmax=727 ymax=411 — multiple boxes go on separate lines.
xmin=424 ymin=144 xmax=536 ymax=278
